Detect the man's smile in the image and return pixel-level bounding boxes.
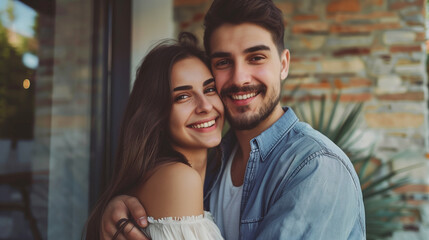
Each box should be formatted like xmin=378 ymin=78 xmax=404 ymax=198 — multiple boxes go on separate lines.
xmin=231 ymin=92 xmax=257 ymax=100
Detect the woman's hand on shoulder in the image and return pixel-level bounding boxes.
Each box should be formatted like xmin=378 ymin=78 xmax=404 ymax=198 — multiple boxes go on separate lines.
xmin=135 ymin=163 xmax=204 ymax=219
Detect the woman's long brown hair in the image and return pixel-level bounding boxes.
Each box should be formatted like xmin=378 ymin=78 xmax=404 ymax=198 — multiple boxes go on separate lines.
xmin=84 ymin=32 xmax=209 ymax=239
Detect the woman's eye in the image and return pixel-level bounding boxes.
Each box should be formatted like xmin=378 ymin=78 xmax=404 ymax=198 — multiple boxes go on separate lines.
xmin=204 ymin=87 xmax=217 ymax=94
xmin=174 ymin=95 xmax=189 ymax=102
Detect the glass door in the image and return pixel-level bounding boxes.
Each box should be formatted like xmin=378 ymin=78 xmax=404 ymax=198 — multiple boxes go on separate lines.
xmin=0 ymin=0 xmax=96 ymax=238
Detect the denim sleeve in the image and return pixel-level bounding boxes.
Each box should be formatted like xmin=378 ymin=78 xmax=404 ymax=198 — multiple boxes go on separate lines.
xmin=254 ymin=154 xmax=365 ymax=240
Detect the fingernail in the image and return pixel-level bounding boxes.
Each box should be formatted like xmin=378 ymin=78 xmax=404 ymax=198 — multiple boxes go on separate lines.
xmin=139 ymin=216 xmax=147 ymax=226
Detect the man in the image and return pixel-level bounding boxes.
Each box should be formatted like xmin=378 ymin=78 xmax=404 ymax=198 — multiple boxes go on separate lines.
xmin=101 ymin=0 xmax=366 ymax=239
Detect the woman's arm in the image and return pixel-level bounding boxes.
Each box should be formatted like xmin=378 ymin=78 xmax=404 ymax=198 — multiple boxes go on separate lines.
xmin=132 ymin=163 xmax=224 ymax=240
xmin=98 ymin=163 xmax=206 ymax=240
xmin=134 ymin=162 xmax=204 ymax=220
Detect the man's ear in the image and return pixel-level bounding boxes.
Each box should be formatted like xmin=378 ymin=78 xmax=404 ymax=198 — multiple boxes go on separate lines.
xmin=280 ymin=49 xmax=290 ymax=80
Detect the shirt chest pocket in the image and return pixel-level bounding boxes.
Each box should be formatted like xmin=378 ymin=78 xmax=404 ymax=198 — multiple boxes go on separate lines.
xmin=240 ymin=217 xmax=264 ymax=240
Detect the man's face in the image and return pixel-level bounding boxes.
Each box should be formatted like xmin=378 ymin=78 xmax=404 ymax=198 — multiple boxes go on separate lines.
xmin=209 ymin=23 xmax=290 ymax=130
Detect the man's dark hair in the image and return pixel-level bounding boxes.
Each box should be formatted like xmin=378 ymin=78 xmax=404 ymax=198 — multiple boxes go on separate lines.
xmin=203 ymin=0 xmax=285 ymax=54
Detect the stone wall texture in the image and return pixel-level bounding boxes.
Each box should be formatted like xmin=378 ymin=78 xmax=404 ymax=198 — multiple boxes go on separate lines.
xmin=32 ymin=0 xmax=92 ymax=239
xmin=174 ymin=0 xmax=429 ymax=236
xmin=45 ymin=0 xmax=92 ymax=238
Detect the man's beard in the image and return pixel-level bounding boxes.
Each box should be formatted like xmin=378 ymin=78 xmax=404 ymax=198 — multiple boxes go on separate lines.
xmin=221 ymin=84 xmax=280 ymax=131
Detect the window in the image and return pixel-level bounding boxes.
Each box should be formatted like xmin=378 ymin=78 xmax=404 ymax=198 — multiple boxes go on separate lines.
xmin=0 ymin=0 xmax=97 ymax=238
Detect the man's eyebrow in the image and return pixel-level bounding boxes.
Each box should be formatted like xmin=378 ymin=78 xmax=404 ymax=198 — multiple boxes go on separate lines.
xmin=210 ymin=45 xmax=270 ymax=59
xmin=173 ymin=85 xmax=192 ymax=91
xmin=210 ymin=52 xmax=231 ymax=59
xmin=244 ymin=45 xmax=270 ymax=53
xmin=203 ymin=78 xmax=215 ymax=86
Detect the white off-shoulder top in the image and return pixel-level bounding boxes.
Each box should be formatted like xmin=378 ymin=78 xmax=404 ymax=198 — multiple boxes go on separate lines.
xmin=142 ymin=211 xmax=224 ymax=240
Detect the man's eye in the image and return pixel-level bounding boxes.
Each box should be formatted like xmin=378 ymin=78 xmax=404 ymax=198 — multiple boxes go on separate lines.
xmin=214 ymin=59 xmax=231 ymax=68
xmin=250 ymin=56 xmax=265 ymax=62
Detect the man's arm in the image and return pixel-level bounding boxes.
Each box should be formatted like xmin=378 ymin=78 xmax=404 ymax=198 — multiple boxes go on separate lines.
xmin=100 ymin=195 xmax=149 ymax=240
xmin=254 ymin=155 xmax=365 ymax=239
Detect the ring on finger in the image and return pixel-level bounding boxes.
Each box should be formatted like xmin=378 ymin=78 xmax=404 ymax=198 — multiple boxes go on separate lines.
xmin=115 ymin=218 xmax=129 ymax=230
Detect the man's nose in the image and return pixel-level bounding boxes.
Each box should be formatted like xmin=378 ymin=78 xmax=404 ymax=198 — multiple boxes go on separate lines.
xmin=231 ymin=61 xmax=251 ymax=86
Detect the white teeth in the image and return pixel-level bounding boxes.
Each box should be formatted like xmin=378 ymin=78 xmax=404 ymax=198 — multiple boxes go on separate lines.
xmin=190 ymin=119 xmax=216 ymax=129
xmin=231 ymin=92 xmax=257 ymax=100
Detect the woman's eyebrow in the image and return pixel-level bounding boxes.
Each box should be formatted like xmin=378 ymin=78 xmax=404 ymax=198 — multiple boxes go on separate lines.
xmin=203 ymin=78 xmax=215 ymax=86
xmin=173 ymin=78 xmax=214 ymax=91
xmin=173 ymin=85 xmax=192 ymax=91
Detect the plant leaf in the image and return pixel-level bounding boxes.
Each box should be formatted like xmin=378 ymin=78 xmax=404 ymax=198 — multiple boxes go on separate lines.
xmin=318 ymin=95 xmax=326 ymax=132
xmin=325 ymin=93 xmax=340 ymax=139
xmin=309 ymin=97 xmax=316 ymax=128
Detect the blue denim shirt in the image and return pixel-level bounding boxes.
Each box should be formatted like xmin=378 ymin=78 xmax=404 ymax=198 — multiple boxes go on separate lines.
xmin=204 ymin=108 xmax=366 ymax=240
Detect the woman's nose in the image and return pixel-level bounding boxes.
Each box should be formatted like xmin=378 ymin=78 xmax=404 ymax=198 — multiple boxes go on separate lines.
xmin=195 ymin=95 xmax=213 ymax=114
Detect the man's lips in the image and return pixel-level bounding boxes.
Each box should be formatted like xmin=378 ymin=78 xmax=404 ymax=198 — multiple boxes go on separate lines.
xmin=230 ymin=92 xmax=257 ymax=100
xmin=220 ymin=85 xmax=265 ymax=102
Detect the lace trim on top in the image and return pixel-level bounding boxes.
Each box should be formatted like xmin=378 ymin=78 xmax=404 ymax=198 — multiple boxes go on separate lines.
xmin=147 ymin=211 xmax=213 ymax=224
xmin=143 ymin=211 xmax=224 ymax=240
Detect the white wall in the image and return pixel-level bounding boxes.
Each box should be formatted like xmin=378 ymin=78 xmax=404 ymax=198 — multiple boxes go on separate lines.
xmin=131 ymin=0 xmax=174 ymax=87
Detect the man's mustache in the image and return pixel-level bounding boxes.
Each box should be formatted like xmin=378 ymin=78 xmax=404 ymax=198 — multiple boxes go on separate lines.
xmin=220 ymin=85 xmax=266 ymax=98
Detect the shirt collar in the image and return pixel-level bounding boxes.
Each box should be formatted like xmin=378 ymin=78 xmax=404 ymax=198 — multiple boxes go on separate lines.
xmin=222 ymin=107 xmax=299 ymax=162
xmin=252 ymin=107 xmax=298 ymax=161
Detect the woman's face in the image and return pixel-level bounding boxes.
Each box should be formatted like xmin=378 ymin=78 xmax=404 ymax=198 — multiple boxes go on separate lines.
xmin=169 ymin=57 xmax=224 ymax=153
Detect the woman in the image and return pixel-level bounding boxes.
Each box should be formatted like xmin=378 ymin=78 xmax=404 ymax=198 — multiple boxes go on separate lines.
xmin=85 ymin=32 xmax=224 ymax=239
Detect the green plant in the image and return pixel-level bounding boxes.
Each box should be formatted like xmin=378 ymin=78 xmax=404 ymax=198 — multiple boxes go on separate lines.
xmin=290 ymin=94 xmax=420 ymax=240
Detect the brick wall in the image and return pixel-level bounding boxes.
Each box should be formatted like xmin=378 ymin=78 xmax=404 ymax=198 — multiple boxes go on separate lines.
xmin=174 ymin=0 xmax=429 ymax=236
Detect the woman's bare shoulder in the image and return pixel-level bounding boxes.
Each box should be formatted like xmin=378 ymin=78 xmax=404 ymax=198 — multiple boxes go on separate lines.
xmin=134 ymin=162 xmax=204 ymax=219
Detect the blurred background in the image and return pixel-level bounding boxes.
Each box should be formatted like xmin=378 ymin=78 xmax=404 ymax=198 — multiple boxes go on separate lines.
xmin=0 ymin=0 xmax=428 ymax=239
